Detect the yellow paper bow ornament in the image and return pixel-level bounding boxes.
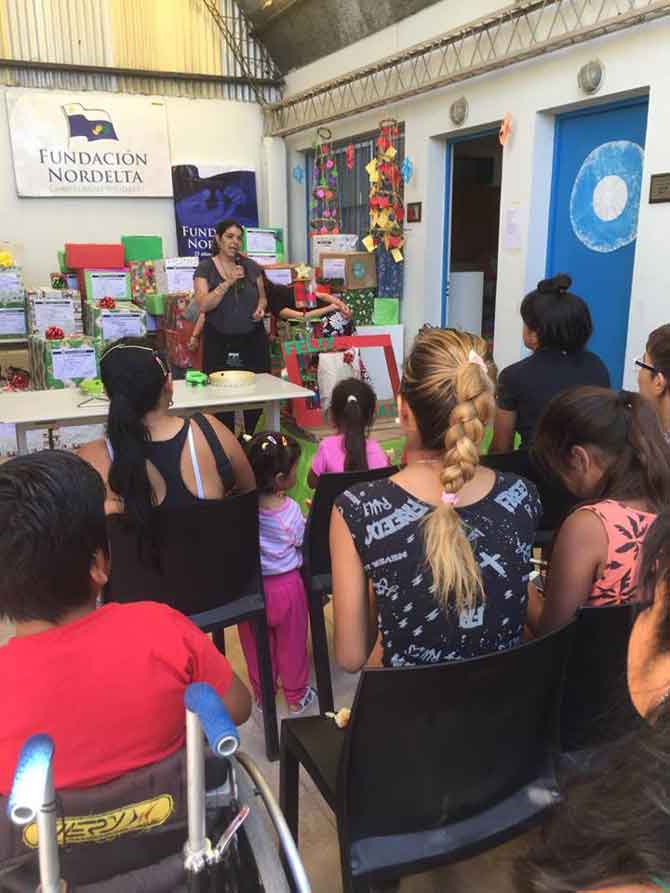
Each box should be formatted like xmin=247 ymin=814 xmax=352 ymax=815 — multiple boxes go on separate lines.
xmin=0 ymin=250 xmax=15 ymax=268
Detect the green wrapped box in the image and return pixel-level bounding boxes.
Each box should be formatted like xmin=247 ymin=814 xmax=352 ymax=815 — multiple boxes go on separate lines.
xmin=243 ymin=227 xmax=285 ymax=263
xmin=122 ymin=235 xmax=164 ymax=263
xmin=144 ymin=293 xmax=166 ymax=317
xmin=344 ymin=288 xmax=376 ymax=327
xmin=57 ymin=250 xmax=72 ymax=274
xmin=129 ymin=261 xmax=158 ymax=307
xmin=373 ymin=298 xmax=400 ymax=326
xmin=84 ymin=302 xmax=147 ymax=344
xmin=30 ymin=334 xmax=101 ymax=390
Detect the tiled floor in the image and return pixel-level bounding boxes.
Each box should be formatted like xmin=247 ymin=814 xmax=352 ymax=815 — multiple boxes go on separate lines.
xmin=228 ymin=603 xmax=533 ymax=892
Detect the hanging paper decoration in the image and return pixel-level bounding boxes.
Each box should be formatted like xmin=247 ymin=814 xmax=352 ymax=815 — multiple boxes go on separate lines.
xmin=309 ymin=127 xmax=341 ymax=236
xmin=365 ymin=118 xmax=405 ymax=263
xmin=499 ymin=113 xmax=513 ymax=147
xmin=345 ymin=144 xmax=355 ymax=171
xmin=292 ymin=164 xmax=305 ymax=184
xmin=401 ymin=157 xmax=414 ymax=184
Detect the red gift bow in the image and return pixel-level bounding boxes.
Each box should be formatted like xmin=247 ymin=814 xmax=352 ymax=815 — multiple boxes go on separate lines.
xmin=45 ymin=326 xmax=65 ymax=340
xmin=98 ymin=297 xmax=116 ymax=309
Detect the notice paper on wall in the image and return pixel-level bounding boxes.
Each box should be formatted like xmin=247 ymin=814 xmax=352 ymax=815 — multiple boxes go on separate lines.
xmin=321 ymin=257 xmax=346 ymax=281
xmin=265 ymin=268 xmax=293 ymax=287
xmin=246 ymin=230 xmax=277 ymax=254
xmin=33 ymin=301 xmax=76 ymax=335
xmin=89 ymin=271 xmax=129 ymax=301
xmin=502 ymin=204 xmax=523 ymax=254
xmin=100 ymin=312 xmax=145 ymax=341
xmin=52 ymin=347 xmax=97 ymax=382
xmin=0 ymin=310 xmax=27 ymax=336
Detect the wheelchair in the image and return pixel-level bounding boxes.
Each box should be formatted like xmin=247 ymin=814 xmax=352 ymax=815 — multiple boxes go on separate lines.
xmin=0 ymin=683 xmax=310 ymax=892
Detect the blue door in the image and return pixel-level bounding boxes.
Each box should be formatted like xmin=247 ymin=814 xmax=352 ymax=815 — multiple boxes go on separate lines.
xmin=547 ymin=100 xmax=648 ymax=386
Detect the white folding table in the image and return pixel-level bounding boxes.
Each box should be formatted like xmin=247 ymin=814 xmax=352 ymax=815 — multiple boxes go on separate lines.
xmin=0 ymin=375 xmax=314 ymax=454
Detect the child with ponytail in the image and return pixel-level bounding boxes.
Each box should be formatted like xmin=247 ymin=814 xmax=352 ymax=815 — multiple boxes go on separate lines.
xmin=530 ymin=386 xmax=670 ymax=635
xmin=330 ymin=329 xmax=542 ymax=672
xmin=238 ymin=432 xmax=316 ymax=715
xmin=307 ymin=378 xmax=388 ymax=489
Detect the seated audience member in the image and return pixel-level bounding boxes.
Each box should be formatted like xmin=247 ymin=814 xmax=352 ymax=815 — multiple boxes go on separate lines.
xmin=0 ymin=451 xmax=250 ymax=795
xmin=307 ymin=379 xmax=388 ymax=488
xmin=517 ymin=715 xmax=670 ymax=893
xmin=530 ymin=387 xmax=670 ymax=635
xmin=491 ymin=274 xmax=609 ymax=452
xmin=628 ymin=510 xmax=670 ymax=720
xmin=330 ymin=328 xmax=541 ymax=672
xmin=79 ymin=337 xmax=255 ymax=519
xmin=637 ymin=324 xmax=670 ymax=444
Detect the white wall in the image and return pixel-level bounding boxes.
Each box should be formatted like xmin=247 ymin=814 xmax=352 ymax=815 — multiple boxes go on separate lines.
xmin=0 ymin=89 xmax=267 ymax=287
xmin=284 ymin=15 xmax=670 ymax=387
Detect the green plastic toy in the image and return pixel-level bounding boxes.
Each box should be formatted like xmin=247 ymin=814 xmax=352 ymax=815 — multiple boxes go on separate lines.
xmin=185 ymin=370 xmax=209 ymax=387
xmin=79 ymin=378 xmax=105 ymax=397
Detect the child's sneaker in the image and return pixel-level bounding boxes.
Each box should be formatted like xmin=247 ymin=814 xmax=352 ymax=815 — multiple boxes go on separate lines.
xmin=287 ymin=686 xmax=318 ymax=716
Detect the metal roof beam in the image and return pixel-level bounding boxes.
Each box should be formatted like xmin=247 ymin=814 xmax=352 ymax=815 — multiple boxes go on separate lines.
xmin=264 ymin=0 xmax=670 ymax=136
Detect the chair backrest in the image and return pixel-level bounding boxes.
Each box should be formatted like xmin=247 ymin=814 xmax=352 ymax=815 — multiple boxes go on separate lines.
xmin=304 ymin=466 xmax=398 ymax=585
xmin=560 ymin=604 xmax=642 ymax=752
xmin=337 ymin=623 xmax=576 ymax=844
xmin=0 ymin=749 xmax=188 ymax=887
xmin=105 ymin=491 xmax=263 ymax=624
xmin=481 ymin=450 xmax=577 ymax=533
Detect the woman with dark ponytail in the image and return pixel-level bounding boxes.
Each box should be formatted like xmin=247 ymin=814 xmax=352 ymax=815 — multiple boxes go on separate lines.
xmin=529 ymin=386 xmax=670 ymax=635
xmin=78 ymin=337 xmax=255 ymax=524
xmin=307 ymin=379 xmax=387 ymax=488
xmin=491 ymin=273 xmax=609 ymax=451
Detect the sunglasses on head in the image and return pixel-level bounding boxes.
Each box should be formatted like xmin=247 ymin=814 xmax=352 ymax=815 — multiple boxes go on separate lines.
xmin=635 ymin=358 xmax=660 ymax=375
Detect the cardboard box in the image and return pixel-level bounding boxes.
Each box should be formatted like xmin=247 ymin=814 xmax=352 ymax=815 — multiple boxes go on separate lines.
xmin=84 ymin=302 xmax=147 ymax=344
xmin=0 ymin=267 xmax=24 ymax=300
xmin=122 ymin=235 xmax=163 ymax=263
xmin=155 ymin=257 xmax=199 ymax=294
xmin=30 ymin=335 xmax=101 ymax=390
xmin=311 ymin=234 xmax=359 ymax=269
xmin=319 ymin=252 xmax=377 ymax=290
xmin=263 ymin=264 xmax=296 ymax=288
xmin=65 ymin=243 xmax=124 ymax=270
xmin=82 ymin=269 xmax=131 ymax=304
xmin=27 ymin=290 xmax=83 ymax=337
xmin=243 ymin=227 xmax=285 ymax=261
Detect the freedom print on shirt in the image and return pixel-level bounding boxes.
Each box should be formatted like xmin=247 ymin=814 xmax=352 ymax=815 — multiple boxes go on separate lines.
xmin=337 ymin=474 xmax=541 ymax=667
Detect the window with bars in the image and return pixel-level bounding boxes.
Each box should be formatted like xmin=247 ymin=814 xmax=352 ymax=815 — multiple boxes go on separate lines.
xmin=306 ymin=129 xmax=405 ymax=259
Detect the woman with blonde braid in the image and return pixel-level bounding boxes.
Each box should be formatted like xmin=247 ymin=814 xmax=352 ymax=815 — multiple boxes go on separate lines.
xmin=330 ymin=329 xmax=542 ymax=671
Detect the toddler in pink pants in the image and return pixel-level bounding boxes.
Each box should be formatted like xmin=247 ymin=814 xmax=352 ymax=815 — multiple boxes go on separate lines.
xmin=238 ymin=432 xmax=315 ymax=715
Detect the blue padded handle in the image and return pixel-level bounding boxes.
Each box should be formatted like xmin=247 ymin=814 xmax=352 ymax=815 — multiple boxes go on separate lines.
xmin=8 ymin=734 xmax=54 ymax=826
xmin=185 ymin=683 xmax=239 ymax=757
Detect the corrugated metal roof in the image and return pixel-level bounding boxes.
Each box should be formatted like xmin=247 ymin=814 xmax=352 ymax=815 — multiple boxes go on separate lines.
xmin=0 ymin=0 xmax=282 ymax=101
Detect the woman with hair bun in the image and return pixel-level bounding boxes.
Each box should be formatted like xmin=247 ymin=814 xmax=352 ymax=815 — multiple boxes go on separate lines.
xmin=329 ymin=328 xmax=542 ymax=672
xmin=491 ymin=273 xmax=609 ymax=451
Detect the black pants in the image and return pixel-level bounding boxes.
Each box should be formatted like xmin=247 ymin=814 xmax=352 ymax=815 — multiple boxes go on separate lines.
xmin=203 ymin=324 xmax=271 ymax=435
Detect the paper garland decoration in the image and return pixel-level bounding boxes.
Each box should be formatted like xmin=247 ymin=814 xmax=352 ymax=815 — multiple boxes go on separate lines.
xmin=345 ymin=144 xmax=355 ymax=171
xmin=292 ymin=165 xmax=305 ymax=184
xmin=309 ymin=127 xmax=341 ymax=236
xmin=0 ymin=250 xmax=15 ymax=268
xmin=401 ymin=157 xmax=414 ymax=184
xmin=364 ymin=119 xmax=406 ymax=262
xmin=499 ymin=113 xmax=513 ymax=147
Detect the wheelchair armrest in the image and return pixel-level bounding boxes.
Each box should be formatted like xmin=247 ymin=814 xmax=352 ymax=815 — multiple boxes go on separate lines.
xmin=8 ymin=734 xmax=54 ymax=826
xmin=185 ymin=684 xmax=239 ymax=758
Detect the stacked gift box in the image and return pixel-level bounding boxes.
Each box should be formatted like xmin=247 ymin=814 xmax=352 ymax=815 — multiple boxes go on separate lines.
xmin=0 ymin=266 xmax=28 ymax=340
xmin=27 ymin=289 xmax=83 ymax=337
xmin=243 ymin=227 xmax=285 ymax=267
xmin=122 ymin=235 xmax=166 ymax=317
xmin=30 ymin=334 xmax=101 ymax=390
xmin=155 ymin=257 xmax=199 ymax=295
xmin=84 ymin=300 xmax=147 ymax=345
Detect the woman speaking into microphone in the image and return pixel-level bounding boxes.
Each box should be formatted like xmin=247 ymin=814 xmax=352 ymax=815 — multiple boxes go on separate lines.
xmin=194 ymin=218 xmax=270 ymax=434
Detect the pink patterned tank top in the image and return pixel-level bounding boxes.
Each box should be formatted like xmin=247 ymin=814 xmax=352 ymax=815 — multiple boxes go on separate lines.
xmin=581 ymin=500 xmax=656 ymax=606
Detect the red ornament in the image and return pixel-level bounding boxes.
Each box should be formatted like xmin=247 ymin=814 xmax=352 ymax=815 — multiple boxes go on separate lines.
xmin=98 ymin=296 xmax=116 ymax=309
xmin=45 ymin=326 xmax=65 ymax=340
xmin=7 ymin=368 xmax=30 ymax=390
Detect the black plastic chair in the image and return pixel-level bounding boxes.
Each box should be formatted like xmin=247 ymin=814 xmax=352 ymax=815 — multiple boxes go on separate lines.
xmin=105 ymin=491 xmax=280 ymax=761
xmin=280 ymin=623 xmax=576 ymax=893
xmin=481 ymin=450 xmax=577 ymax=546
xmin=303 ymin=466 xmax=398 ymax=714
xmin=560 ymin=603 xmax=643 ymax=754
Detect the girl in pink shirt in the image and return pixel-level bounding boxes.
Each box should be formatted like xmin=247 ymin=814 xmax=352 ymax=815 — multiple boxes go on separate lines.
xmin=308 ymin=379 xmax=388 ymax=488
xmin=238 ymin=432 xmax=316 ymax=715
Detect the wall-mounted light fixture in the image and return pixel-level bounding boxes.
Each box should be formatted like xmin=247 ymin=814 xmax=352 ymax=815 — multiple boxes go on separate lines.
xmin=578 ymin=59 xmax=604 ymax=95
xmin=450 ymin=96 xmax=469 ymax=126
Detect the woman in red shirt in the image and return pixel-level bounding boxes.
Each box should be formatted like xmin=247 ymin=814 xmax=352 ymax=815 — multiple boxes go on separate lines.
xmin=0 ymin=450 xmax=250 ymax=794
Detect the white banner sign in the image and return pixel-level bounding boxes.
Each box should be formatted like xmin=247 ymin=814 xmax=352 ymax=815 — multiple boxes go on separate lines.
xmin=7 ymin=91 xmax=172 ymax=197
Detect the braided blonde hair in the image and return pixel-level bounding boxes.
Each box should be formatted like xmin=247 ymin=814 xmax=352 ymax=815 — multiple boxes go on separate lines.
xmin=401 ymin=329 xmax=495 ymax=613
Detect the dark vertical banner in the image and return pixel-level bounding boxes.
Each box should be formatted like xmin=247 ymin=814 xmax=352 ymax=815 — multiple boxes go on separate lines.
xmin=172 ymin=165 xmax=259 ymax=256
